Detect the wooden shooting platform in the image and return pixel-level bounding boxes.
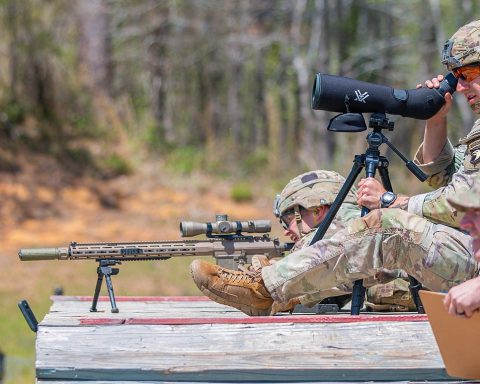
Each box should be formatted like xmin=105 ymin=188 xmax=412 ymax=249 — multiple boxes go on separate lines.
xmin=35 ymin=295 xmax=462 ymax=383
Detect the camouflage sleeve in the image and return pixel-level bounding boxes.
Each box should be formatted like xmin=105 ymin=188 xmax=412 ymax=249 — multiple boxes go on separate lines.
xmin=412 ymin=140 xmax=464 ymax=188
xmin=408 ymin=145 xmax=478 ymax=228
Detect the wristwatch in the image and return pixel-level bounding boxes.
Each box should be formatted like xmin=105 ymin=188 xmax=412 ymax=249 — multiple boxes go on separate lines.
xmin=380 ymin=191 xmax=397 ymax=208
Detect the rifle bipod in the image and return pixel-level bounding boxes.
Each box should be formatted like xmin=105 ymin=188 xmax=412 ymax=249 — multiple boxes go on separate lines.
xmin=90 ymin=259 xmax=121 ymax=313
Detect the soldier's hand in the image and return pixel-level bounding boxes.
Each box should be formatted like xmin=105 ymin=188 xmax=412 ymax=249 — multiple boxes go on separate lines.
xmin=444 ymin=277 xmax=480 ymax=318
xmin=357 ymin=177 xmax=387 ymax=210
xmin=416 ymin=75 xmax=453 ymax=122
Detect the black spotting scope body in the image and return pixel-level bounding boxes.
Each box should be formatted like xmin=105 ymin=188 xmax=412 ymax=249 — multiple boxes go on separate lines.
xmin=312 ymin=73 xmax=457 ymax=120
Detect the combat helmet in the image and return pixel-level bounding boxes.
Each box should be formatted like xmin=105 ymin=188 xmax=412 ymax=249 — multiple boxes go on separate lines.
xmin=442 ymin=20 xmax=480 ymax=70
xmin=273 ymin=170 xmax=357 ymax=225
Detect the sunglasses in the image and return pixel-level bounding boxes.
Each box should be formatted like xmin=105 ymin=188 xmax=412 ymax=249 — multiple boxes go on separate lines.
xmin=452 ymin=65 xmax=480 ymax=82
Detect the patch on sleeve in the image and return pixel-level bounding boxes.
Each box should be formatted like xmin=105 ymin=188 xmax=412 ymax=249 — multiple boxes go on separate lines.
xmin=464 ymin=138 xmax=480 ymax=171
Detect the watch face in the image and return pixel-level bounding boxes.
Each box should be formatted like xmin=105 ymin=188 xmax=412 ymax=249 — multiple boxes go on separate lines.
xmin=381 ymin=192 xmax=396 ymax=207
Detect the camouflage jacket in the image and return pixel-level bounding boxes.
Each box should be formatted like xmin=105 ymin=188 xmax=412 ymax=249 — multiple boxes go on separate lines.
xmin=290 ymin=202 xmax=360 ymax=252
xmin=408 ymin=119 xmax=480 ymax=228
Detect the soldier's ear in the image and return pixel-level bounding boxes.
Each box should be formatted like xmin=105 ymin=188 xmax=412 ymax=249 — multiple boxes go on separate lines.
xmin=313 ymin=207 xmax=322 ymax=217
xmin=314 ymin=206 xmax=328 ymax=219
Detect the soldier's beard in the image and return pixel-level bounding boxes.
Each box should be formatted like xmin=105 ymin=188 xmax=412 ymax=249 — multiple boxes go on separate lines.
xmin=471 ymin=100 xmax=480 ymax=114
xmin=473 ymin=238 xmax=480 ymax=262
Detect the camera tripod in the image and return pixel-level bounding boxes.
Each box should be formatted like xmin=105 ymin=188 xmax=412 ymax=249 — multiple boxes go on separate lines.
xmin=310 ymin=112 xmax=426 ymax=315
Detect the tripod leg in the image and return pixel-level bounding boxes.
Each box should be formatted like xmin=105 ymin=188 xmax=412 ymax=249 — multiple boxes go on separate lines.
xmin=310 ymin=159 xmax=364 ymax=245
xmin=378 ymin=165 xmax=393 ymax=192
xmin=90 ymin=267 xmax=104 ymax=312
xmin=408 ymin=276 xmax=425 ymax=314
xmin=351 ymin=280 xmax=366 ymax=315
xmin=379 ymin=163 xmax=424 ymax=313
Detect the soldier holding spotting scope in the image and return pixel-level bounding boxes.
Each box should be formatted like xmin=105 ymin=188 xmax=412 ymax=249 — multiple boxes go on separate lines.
xmin=190 ymin=20 xmax=480 ymax=316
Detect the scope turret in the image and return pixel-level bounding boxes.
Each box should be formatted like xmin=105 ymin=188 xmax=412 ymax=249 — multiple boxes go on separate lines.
xmin=180 ymin=214 xmax=271 ymax=237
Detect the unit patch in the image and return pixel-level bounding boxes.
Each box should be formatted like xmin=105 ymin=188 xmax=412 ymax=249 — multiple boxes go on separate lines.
xmin=468 ymin=138 xmax=480 ymax=166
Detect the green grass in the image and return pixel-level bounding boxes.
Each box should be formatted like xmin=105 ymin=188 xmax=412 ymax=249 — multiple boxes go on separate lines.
xmin=0 ymin=292 xmax=47 ymax=383
xmin=230 ymin=182 xmax=253 ymax=202
xmin=0 ymin=256 xmax=203 ymax=383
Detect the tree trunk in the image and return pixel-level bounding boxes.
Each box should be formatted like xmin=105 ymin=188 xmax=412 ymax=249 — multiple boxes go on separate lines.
xmin=76 ymin=0 xmax=113 ymax=94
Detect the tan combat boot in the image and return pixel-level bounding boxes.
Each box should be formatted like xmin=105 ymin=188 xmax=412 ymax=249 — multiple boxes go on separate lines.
xmin=190 ymin=259 xmax=273 ymax=316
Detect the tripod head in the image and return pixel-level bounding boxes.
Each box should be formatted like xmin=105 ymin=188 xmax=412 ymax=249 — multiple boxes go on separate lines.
xmin=327 ymin=112 xmax=394 ymax=133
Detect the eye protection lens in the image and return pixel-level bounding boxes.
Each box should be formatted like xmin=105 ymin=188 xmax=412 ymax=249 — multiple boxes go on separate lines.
xmin=453 ymin=65 xmax=480 ymax=82
xmin=279 ymin=207 xmax=304 ymax=229
xmin=279 ymin=209 xmax=295 ymax=229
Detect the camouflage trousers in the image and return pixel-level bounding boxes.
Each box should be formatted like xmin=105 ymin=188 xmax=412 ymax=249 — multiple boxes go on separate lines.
xmin=262 ymin=208 xmax=478 ymax=303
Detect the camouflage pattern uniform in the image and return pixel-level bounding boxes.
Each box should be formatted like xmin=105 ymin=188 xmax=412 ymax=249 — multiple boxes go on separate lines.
xmin=273 ymin=170 xmax=413 ymax=308
xmin=272 ymin=170 xmax=359 ymax=305
xmin=262 ymin=21 xmax=480 ymax=305
xmin=448 ymin=173 xmax=480 ymax=211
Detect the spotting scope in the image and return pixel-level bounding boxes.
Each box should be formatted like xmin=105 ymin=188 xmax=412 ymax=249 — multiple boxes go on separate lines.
xmin=180 ymin=214 xmax=271 ymax=237
xmin=311 ymin=73 xmax=457 ymax=120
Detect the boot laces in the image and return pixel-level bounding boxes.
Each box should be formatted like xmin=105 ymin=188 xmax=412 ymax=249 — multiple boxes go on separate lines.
xmin=218 ymin=267 xmax=261 ymax=285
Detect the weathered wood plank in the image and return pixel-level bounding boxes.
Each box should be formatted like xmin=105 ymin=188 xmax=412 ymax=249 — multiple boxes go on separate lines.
xmin=36 ymin=322 xmax=451 ymax=381
xmin=42 ymin=296 xmax=428 ymax=326
xmin=36 ymin=296 xmax=456 ymax=382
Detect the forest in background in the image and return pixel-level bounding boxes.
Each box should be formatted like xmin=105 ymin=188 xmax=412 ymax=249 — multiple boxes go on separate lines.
xmin=1 ymin=0 xmax=479 ymax=192
xmin=1 ymin=2 xmax=480 ymax=383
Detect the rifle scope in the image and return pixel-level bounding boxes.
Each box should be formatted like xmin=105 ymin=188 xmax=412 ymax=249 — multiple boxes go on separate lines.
xmin=180 ymin=215 xmax=271 ymax=237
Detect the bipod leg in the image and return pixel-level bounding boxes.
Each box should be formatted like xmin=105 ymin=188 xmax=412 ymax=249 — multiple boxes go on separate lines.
xmin=104 ymin=270 xmax=119 ymax=313
xmin=90 ymin=265 xmax=104 ymax=312
xmin=90 ymin=259 xmax=120 ymax=313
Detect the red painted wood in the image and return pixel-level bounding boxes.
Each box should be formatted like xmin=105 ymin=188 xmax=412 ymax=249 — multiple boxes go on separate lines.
xmin=79 ymin=314 xmax=428 ymax=326
xmin=51 ymin=295 xmax=210 ymax=302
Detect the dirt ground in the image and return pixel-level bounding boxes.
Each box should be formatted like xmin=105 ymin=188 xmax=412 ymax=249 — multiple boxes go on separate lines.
xmin=0 ymin=155 xmax=281 ymax=290
xmin=0 ymin=155 xmax=283 ymax=383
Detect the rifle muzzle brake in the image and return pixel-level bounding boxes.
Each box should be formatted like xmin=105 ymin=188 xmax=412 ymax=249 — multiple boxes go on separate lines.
xmin=180 ymin=219 xmax=271 ymax=237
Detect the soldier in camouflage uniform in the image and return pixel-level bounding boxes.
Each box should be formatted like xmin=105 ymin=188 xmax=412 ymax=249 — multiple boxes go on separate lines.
xmin=270 ymin=170 xmax=414 ymax=312
xmin=269 ymin=169 xmax=359 ymax=310
xmin=190 ymin=20 xmax=480 ymax=316
xmin=444 ymin=180 xmax=480 ymax=318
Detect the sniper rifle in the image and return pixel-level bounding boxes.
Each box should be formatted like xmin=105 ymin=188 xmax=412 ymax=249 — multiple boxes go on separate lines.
xmin=19 ymin=214 xmax=293 ymax=313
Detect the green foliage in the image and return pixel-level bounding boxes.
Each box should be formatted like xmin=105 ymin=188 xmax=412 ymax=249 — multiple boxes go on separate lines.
xmin=98 ymin=154 xmax=132 ymax=177
xmin=61 ymin=147 xmax=94 ymax=166
xmin=241 ymin=148 xmax=269 ymax=176
xmin=2 ymin=100 xmax=26 ymax=124
xmin=165 ymin=146 xmax=204 ymax=175
xmin=143 ymin=124 xmax=162 ymax=150
xmin=230 ymin=182 xmax=253 ymax=202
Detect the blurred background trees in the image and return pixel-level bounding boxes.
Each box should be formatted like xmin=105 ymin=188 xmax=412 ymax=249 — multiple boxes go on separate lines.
xmin=0 ymin=0 xmax=479 ymax=181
